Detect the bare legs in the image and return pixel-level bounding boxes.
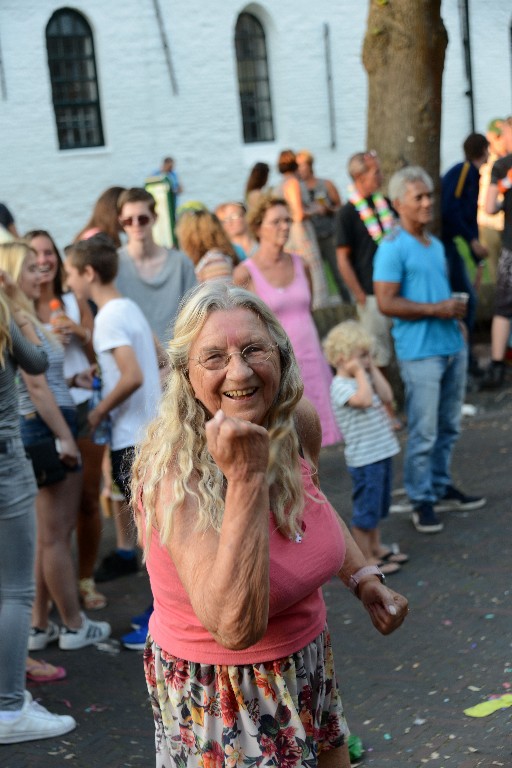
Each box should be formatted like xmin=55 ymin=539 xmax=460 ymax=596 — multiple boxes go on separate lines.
xmin=350 ymin=526 xmax=383 ymax=563
xmin=76 ymin=438 xmax=104 ymax=580
xmin=32 ymin=471 xmax=83 ymax=630
xmin=318 ymin=743 xmax=351 ymax=768
xmin=490 ymin=315 xmax=511 ymax=361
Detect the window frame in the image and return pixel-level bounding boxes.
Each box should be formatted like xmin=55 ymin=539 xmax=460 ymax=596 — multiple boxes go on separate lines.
xmin=235 ymin=12 xmax=275 ymax=144
xmin=46 ymin=8 xmax=104 ymax=151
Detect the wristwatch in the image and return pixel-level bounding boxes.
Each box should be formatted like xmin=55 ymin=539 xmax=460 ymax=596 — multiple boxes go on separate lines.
xmin=348 ymin=565 xmax=385 ymax=596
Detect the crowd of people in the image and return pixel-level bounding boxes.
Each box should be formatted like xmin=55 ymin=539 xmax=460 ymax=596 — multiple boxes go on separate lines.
xmin=1 ymin=118 xmax=511 ymax=760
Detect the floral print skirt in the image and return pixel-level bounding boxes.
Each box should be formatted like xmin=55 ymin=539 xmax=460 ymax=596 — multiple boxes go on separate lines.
xmin=143 ymin=626 xmax=349 ymax=767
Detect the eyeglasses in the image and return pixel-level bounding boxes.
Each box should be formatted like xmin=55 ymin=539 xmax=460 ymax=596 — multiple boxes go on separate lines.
xmin=189 ymin=343 xmax=277 ymax=371
xmin=220 ymin=213 xmax=244 ymax=223
xmin=262 ymin=217 xmax=292 ymax=227
xmin=119 ymin=215 xmax=152 ymax=227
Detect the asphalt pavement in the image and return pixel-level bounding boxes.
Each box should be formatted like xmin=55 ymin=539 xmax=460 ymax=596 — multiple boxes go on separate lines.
xmin=3 ymin=366 xmax=512 ymax=768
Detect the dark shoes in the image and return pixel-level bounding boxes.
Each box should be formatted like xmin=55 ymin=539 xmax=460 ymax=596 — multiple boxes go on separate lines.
xmin=95 ymin=551 xmax=138 ymax=582
xmin=412 ymin=486 xmax=486 ymax=533
xmin=480 ymin=362 xmax=505 ymax=390
xmin=435 ymin=486 xmax=486 ymax=512
xmin=412 ymin=503 xmax=444 ymax=534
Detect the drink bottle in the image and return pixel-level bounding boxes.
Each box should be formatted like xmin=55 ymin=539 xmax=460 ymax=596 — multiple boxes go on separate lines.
xmin=49 ymin=298 xmax=65 ymax=328
xmin=89 ymin=375 xmax=111 ymax=445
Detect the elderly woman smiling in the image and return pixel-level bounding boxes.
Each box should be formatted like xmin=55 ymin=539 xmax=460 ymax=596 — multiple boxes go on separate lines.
xmin=132 ymin=281 xmax=408 ymax=768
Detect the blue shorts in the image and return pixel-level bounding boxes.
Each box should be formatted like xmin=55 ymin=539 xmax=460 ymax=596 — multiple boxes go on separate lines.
xmin=347 ymin=457 xmax=393 ymax=530
xmin=20 ymin=407 xmax=80 ymax=473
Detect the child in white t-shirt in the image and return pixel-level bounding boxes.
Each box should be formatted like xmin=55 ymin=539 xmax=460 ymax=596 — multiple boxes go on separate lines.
xmin=64 ymin=233 xmax=161 ymax=580
xmin=323 ymin=320 xmax=408 ymax=575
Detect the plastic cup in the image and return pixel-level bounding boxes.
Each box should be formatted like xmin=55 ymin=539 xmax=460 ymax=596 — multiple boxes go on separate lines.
xmin=451 ymin=292 xmax=469 ymax=304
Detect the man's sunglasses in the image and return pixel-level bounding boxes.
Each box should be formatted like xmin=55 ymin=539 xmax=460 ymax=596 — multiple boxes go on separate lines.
xmin=119 ymin=215 xmax=152 ymax=227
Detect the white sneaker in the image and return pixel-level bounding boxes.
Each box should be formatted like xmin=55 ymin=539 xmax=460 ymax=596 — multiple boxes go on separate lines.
xmin=59 ymin=612 xmax=111 ymax=650
xmin=28 ymin=620 xmax=60 ymax=651
xmin=0 ymin=691 xmax=76 ymax=744
xmin=390 ymin=500 xmax=413 ymax=513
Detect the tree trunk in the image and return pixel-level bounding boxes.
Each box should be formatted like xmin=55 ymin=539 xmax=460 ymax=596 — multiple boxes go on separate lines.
xmin=363 ymin=0 xmax=448 ymax=232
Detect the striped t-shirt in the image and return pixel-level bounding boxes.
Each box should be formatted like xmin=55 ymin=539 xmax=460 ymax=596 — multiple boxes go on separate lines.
xmin=330 ymin=374 xmax=400 ymax=468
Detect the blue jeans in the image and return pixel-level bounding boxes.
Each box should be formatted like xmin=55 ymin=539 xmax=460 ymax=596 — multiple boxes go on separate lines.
xmin=399 ymin=347 xmax=467 ymax=505
xmin=0 ymin=438 xmax=37 ymax=710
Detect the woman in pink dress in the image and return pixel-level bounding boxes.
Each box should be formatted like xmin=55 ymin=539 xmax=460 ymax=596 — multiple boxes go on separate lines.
xmin=233 ymin=195 xmax=341 ymax=447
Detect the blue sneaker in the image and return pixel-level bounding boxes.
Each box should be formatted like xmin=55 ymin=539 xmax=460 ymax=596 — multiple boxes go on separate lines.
xmin=121 ymin=626 xmax=148 ymax=651
xmin=130 ymin=605 xmax=153 ymax=630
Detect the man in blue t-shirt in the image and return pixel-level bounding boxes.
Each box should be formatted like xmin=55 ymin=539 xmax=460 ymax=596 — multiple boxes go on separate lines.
xmin=374 ymin=166 xmax=486 ymax=534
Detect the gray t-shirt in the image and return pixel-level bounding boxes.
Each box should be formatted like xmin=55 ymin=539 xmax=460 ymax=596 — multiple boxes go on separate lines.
xmin=17 ymin=329 xmax=74 ymax=416
xmin=116 ymin=247 xmax=197 ymax=344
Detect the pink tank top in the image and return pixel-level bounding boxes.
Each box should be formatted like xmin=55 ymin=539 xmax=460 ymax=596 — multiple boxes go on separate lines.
xmin=144 ymin=457 xmax=346 ymax=664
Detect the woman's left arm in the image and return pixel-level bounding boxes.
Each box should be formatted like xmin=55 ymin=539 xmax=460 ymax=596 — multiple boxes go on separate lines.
xmin=19 ymin=370 xmax=80 ymax=465
xmin=336 ymin=519 xmax=408 ymax=635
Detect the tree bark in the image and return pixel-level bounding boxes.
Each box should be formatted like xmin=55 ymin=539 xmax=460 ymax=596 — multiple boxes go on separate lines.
xmin=363 ymin=0 xmax=448 ymax=231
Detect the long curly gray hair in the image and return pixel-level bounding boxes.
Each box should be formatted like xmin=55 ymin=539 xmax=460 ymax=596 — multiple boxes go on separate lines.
xmin=132 ymin=281 xmax=305 ymax=552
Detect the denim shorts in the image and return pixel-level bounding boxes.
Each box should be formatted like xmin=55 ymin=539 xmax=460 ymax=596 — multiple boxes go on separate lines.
xmin=20 ymin=407 xmax=80 ymax=473
xmin=347 ymin=457 xmax=393 ymax=530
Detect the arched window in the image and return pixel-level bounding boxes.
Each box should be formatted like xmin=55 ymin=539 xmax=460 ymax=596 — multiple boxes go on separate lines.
xmin=46 ymin=9 xmax=104 ymax=150
xmin=235 ymin=13 xmax=274 ymax=143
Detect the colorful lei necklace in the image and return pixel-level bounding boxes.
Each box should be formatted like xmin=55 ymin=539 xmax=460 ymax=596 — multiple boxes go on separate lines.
xmin=348 ymin=186 xmax=395 ymax=244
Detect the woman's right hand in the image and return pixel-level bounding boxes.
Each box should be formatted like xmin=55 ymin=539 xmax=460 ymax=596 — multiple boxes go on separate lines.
xmin=205 ymin=409 xmax=269 ymax=482
xmin=56 ymin=436 xmax=81 ymax=468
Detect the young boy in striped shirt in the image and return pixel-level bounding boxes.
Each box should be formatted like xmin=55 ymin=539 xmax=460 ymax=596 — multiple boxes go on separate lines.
xmin=323 ymin=320 xmax=408 ymax=575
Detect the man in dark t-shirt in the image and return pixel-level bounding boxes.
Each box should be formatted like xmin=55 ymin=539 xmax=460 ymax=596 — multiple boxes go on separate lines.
xmin=335 ymin=151 xmax=396 ymax=371
xmin=481 ymin=117 xmax=512 ymax=388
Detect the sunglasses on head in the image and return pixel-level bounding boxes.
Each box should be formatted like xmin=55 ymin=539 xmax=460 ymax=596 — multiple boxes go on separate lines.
xmin=120 ymin=214 xmax=152 ymax=227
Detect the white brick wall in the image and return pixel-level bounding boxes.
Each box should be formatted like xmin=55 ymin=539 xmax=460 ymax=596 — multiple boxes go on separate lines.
xmin=0 ymin=1 xmax=509 ymax=248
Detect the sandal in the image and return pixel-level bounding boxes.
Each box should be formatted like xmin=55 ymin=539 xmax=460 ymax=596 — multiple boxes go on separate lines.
xmin=378 ymin=547 xmax=410 ymax=565
xmin=79 ymin=577 xmax=108 ymax=610
xmin=26 ymin=657 xmax=66 ymax=683
xmin=377 ymin=561 xmax=401 ymax=576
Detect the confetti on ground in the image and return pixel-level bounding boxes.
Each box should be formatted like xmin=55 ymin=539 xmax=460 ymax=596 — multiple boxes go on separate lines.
xmin=464 ymin=693 xmax=512 ymax=717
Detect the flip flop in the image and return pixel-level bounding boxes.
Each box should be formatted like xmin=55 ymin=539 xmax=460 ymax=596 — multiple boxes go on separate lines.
xmin=26 ymin=658 xmax=67 ymax=683
xmin=378 ymin=548 xmax=410 ymax=565
xmin=376 ymin=560 xmax=401 ymax=576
